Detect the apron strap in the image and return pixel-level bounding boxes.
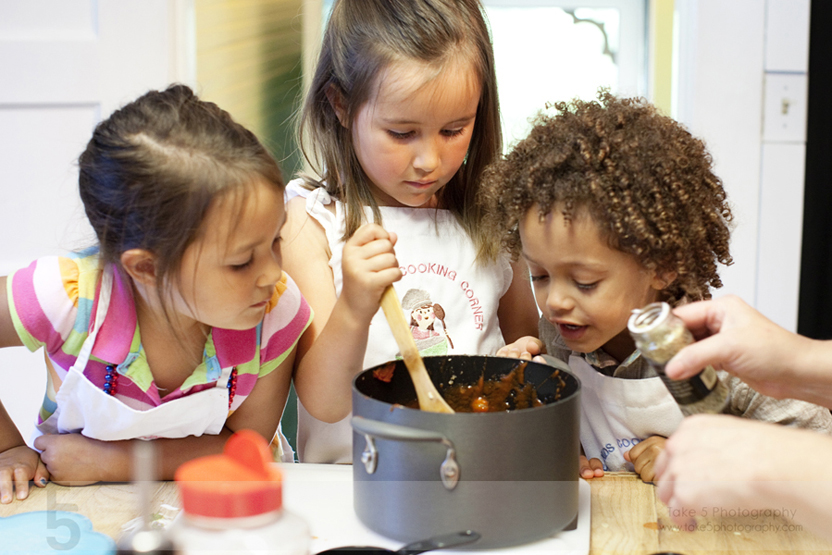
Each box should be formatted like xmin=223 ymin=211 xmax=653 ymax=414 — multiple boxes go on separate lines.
xmin=72 ymin=265 xmax=114 ymax=374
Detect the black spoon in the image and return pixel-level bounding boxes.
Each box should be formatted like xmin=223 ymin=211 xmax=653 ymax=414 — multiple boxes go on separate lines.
xmin=316 ymin=530 xmax=480 ymax=554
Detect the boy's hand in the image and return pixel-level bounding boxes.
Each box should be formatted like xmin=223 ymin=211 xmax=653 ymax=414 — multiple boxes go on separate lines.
xmin=624 ymin=435 xmax=666 ymax=483
xmin=579 ymin=454 xmax=604 ymax=479
xmin=0 ymin=445 xmax=49 ymax=503
xmin=496 ymin=336 xmax=544 ymax=360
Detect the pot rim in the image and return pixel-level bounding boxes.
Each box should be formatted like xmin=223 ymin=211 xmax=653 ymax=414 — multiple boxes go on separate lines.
xmin=353 ymin=354 xmax=581 ymax=416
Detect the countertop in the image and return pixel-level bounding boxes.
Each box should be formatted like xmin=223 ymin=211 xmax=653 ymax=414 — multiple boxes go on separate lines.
xmin=2 ymin=466 xmax=831 ymax=554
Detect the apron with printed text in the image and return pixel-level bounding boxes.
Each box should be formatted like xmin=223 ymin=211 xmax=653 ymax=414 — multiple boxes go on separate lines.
xmin=35 ymin=267 xmax=232 ymax=441
xmin=568 ymin=354 xmax=683 ymax=472
xmin=290 ymin=185 xmax=511 ymax=463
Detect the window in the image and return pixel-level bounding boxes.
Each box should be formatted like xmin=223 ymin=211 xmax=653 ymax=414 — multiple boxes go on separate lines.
xmin=483 ymin=0 xmax=647 ymax=149
xmin=319 ymin=0 xmax=647 ymax=151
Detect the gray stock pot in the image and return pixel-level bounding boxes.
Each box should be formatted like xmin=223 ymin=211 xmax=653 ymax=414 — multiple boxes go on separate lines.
xmin=350 ymin=355 xmax=581 ymax=549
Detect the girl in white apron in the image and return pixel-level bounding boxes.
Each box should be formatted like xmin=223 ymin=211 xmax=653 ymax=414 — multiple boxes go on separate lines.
xmin=482 ymin=93 xmax=832 ymax=482
xmin=283 ymin=0 xmax=540 ymax=463
xmin=0 ymin=85 xmax=311 ymax=502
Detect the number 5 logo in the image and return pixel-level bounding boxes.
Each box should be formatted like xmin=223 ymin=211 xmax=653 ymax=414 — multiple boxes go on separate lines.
xmin=46 ymin=488 xmax=80 ymax=550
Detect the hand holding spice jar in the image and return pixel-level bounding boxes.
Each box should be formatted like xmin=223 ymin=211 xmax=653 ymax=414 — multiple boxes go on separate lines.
xmin=628 ymin=302 xmax=730 ymax=416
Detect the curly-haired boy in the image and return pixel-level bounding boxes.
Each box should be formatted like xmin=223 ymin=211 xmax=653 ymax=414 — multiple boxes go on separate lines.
xmin=482 ymin=91 xmax=832 ymax=482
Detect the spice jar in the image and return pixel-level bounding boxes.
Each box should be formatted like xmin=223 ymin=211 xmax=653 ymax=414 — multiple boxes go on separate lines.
xmin=628 ymin=302 xmax=729 ymax=416
xmin=170 ymin=430 xmax=310 ymax=555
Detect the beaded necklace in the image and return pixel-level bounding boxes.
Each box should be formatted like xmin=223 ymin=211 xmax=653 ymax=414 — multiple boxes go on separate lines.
xmin=103 ymin=365 xmax=238 ymax=408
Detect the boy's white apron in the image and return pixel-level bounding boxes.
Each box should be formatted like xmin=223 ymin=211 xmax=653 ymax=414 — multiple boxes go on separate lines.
xmin=567 ymin=354 xmax=683 ymax=472
xmin=35 ymin=267 xmax=231 ymax=441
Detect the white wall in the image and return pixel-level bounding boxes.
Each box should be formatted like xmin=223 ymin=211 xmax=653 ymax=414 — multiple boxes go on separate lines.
xmin=674 ymin=0 xmax=810 ymax=332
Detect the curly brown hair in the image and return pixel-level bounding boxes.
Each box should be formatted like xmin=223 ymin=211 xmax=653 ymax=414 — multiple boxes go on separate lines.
xmin=479 ymin=91 xmax=733 ymax=304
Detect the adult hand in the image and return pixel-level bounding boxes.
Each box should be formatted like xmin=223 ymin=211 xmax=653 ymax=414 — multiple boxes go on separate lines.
xmin=0 ymin=445 xmax=49 ymax=503
xmin=665 ymin=296 xmax=832 ymax=407
xmin=654 ymin=414 xmax=832 ymax=540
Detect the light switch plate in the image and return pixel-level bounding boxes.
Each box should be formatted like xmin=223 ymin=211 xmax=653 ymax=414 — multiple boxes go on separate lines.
xmin=763 ymin=72 xmax=808 ymax=143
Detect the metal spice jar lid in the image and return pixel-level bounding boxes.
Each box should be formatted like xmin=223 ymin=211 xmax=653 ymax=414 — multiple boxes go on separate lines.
xmin=628 ymin=302 xmax=672 ymax=337
xmin=628 ymin=302 xmax=693 ymax=365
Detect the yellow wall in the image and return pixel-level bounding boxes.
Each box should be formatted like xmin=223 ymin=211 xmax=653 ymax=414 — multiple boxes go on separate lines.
xmin=195 ymin=0 xmax=304 ymax=176
xmin=650 ymin=0 xmax=674 ymax=116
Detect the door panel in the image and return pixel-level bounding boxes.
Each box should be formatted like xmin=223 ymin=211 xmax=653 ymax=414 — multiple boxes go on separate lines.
xmin=0 ymin=0 xmax=188 ymax=442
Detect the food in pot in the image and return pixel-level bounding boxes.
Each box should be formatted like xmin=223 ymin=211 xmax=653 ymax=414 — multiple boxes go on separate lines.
xmin=372 ymin=361 xmax=396 ymax=383
xmin=397 ymin=361 xmax=569 ymax=413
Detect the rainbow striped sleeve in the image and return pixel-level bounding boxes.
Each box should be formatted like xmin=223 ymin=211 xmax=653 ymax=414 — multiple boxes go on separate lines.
xmin=258 ymin=272 xmax=312 ymax=377
xmin=8 ymin=254 xmax=99 ymax=356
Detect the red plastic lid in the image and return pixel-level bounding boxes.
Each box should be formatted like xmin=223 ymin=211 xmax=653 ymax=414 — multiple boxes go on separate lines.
xmin=175 ymin=430 xmax=282 ymax=518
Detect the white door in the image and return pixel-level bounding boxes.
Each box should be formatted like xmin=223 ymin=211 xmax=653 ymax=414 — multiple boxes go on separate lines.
xmin=0 ymin=0 xmax=193 ymax=442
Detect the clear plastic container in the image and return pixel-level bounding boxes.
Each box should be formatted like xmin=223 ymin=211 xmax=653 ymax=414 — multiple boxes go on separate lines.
xmin=628 ymin=302 xmax=729 ymax=416
xmin=170 ymin=430 xmax=310 ymax=555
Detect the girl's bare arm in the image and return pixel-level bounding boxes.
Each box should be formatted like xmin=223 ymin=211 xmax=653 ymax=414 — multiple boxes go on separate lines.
xmin=0 ymin=276 xmax=50 ymax=502
xmin=282 ymin=199 xmax=400 ymax=423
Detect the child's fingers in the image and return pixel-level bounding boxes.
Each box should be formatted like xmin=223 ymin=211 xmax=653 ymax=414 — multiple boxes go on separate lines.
xmin=627 ymin=437 xmax=666 ymax=483
xmin=496 ymin=346 xmax=523 ymax=358
xmin=500 ymin=348 xmax=535 ymax=360
xmin=362 ymin=252 xmax=400 ymax=273
xmin=352 ymin=223 xmax=394 ymax=245
xmin=13 ymin=466 xmax=31 ymax=500
xmin=578 ymin=455 xmax=592 ymax=479
xmin=34 ymin=460 xmax=49 ymax=488
xmin=521 ymin=338 xmax=544 ymax=355
xmin=579 ymin=456 xmax=604 ymax=479
xmin=0 ymin=468 xmax=12 ymax=503
xmin=626 ymin=436 xmax=663 ymax=462
xmin=624 ymin=443 xmax=642 ymax=462
xmin=588 ymin=457 xmax=604 ymax=477
xmin=33 ymin=434 xmax=49 ymax=453
xmin=496 ymin=337 xmax=543 ymax=359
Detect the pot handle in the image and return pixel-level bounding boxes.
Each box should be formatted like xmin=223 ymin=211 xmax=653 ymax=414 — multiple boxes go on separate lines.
xmin=350 ymin=416 xmax=460 ymax=490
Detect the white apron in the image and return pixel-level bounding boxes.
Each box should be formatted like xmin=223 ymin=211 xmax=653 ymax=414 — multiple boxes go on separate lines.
xmin=289 ymin=183 xmax=512 ymax=463
xmin=568 ymin=354 xmax=683 ymax=472
xmin=35 ymin=267 xmax=231 ymax=441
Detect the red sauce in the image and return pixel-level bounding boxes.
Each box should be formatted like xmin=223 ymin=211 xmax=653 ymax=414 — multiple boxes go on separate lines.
xmin=402 ymin=362 xmax=567 ymax=412
xmin=372 ymin=361 xmax=396 ymax=383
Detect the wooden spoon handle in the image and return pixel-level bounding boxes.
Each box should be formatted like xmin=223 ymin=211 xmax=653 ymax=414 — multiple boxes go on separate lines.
xmin=380 ymin=286 xmax=454 ymax=413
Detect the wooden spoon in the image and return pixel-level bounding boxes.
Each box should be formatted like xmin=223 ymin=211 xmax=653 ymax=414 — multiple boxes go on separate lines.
xmin=380 ymin=285 xmax=454 ymax=413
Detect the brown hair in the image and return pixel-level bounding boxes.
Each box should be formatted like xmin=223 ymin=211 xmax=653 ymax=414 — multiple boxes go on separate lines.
xmin=79 ymin=84 xmax=284 ymax=306
xmin=480 ymin=91 xmax=733 ymax=304
xmin=298 ymin=0 xmax=502 ymax=257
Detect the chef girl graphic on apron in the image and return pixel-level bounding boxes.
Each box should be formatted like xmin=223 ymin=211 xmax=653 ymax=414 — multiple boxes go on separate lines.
xmin=35 ymin=266 xmax=232 ymax=442
xmin=401 ymin=289 xmax=454 ymax=356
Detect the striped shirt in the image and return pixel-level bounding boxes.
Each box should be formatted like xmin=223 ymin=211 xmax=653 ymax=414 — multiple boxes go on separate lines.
xmin=7 ymin=249 xmax=312 ymax=426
